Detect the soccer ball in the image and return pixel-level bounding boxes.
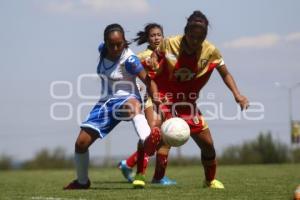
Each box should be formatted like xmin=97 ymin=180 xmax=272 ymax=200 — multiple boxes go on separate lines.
xmin=161 ymin=117 xmax=190 ymax=147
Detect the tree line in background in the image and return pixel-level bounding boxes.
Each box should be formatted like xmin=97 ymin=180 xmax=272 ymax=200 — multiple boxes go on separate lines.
xmin=1 ymin=132 xmax=300 ymax=170
xmin=219 ymin=132 xmax=300 ymax=165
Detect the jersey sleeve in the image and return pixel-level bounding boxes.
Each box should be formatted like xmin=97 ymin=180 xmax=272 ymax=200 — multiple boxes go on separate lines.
xmin=137 ymin=49 xmax=150 ymax=60
xmin=98 ymin=42 xmax=105 ymax=53
xmin=125 ymin=55 xmax=144 ymax=75
xmin=211 ymin=47 xmax=225 ymax=67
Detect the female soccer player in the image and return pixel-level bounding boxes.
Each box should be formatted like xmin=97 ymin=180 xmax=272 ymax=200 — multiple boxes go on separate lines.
xmin=118 ymin=23 xmax=176 ymax=185
xmin=63 ymin=23 xmax=161 ymax=190
xmin=132 ymin=11 xmax=249 ymax=189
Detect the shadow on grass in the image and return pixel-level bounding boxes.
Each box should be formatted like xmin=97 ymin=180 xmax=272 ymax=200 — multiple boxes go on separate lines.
xmin=90 ymin=180 xmax=175 ymax=190
xmin=93 ymin=180 xmax=129 ymax=184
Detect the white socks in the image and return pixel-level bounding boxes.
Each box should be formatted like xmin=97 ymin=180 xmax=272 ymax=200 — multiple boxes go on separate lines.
xmin=132 ymin=114 xmax=151 ymax=142
xmin=75 ymin=151 xmax=89 ymax=185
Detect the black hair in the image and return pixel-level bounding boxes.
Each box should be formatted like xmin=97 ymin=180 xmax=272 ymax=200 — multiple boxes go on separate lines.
xmin=100 ymin=23 xmax=130 ymax=59
xmin=103 ymin=23 xmax=130 ymax=48
xmin=133 ymin=23 xmax=164 ymax=46
xmin=184 ymin=10 xmax=209 ymax=37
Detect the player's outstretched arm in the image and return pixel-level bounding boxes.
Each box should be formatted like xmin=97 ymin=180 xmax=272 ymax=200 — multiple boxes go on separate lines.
xmin=217 ymin=65 xmax=249 ymax=110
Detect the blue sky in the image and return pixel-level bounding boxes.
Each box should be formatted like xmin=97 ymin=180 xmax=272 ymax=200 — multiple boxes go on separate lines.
xmin=1 ymin=0 xmax=300 ymax=161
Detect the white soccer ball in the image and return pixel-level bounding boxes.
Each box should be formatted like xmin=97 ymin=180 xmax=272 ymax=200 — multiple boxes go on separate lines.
xmin=161 ymin=117 xmax=190 ymax=147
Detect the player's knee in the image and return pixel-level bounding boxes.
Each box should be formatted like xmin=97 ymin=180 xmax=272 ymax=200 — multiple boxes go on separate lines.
xmin=75 ymin=140 xmax=89 ymax=153
xmin=125 ymin=99 xmax=142 ymax=116
xmin=157 ymin=144 xmax=171 ymax=155
xmin=148 ymin=121 xmax=156 ymax=129
xmin=152 ymin=119 xmax=162 ymax=128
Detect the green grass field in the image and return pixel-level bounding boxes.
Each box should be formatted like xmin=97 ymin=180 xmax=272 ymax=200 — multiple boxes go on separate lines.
xmin=0 ymin=164 xmax=299 ymax=200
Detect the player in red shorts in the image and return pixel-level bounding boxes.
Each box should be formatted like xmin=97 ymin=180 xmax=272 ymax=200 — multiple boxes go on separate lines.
xmin=133 ymin=10 xmax=249 ymax=189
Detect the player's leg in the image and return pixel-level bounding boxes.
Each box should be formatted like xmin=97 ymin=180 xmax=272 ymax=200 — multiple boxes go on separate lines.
xmin=118 ymin=103 xmax=157 ymax=182
xmin=118 ymin=97 xmax=161 ymax=188
xmin=123 ymin=101 xmax=159 ymax=166
xmin=124 ymin=97 xmax=161 ymax=156
xmin=64 ymin=100 xmax=119 ymax=190
xmin=132 ymin=140 xmax=147 ymax=188
xmin=144 ymin=99 xmax=161 ymax=129
xmin=191 ymin=128 xmax=216 ymax=181
xmin=191 ymin=128 xmax=224 ymax=189
xmin=63 ymin=128 xmax=99 ymax=189
xmin=133 ymin=126 xmax=160 ymax=188
xmin=124 ymin=99 xmax=161 ymax=188
xmin=151 ymin=103 xmax=176 ymax=185
xmin=124 ymin=98 xmax=151 ymax=141
xmin=152 ymin=142 xmax=176 ymax=185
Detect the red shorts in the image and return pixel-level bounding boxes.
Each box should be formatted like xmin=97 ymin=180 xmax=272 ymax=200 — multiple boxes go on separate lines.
xmin=159 ymin=104 xmax=208 ymax=134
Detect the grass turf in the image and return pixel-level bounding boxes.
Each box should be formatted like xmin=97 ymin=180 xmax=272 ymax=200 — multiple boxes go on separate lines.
xmin=0 ymin=164 xmax=299 ymax=200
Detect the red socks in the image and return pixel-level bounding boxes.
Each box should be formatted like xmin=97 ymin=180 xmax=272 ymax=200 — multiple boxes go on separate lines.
xmin=136 ymin=127 xmax=161 ymax=175
xmin=126 ymin=152 xmax=138 ymax=168
xmin=202 ymin=159 xmax=217 ymax=182
xmin=153 ymin=153 xmax=168 ymax=180
xmin=144 ymin=127 xmax=161 ymax=156
xmin=126 ymin=151 xmax=149 ymax=169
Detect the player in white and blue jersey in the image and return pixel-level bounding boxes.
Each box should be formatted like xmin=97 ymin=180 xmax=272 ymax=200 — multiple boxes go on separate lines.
xmin=64 ymin=24 xmax=161 ymax=190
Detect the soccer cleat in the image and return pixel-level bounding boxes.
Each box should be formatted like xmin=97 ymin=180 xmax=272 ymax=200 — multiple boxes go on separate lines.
xmin=152 ymin=176 xmax=177 ymax=185
xmin=203 ymin=179 xmax=225 ymax=189
xmin=118 ymin=160 xmax=134 ymax=183
xmin=63 ymin=179 xmax=91 ymax=190
xmin=132 ymin=173 xmax=146 ymax=189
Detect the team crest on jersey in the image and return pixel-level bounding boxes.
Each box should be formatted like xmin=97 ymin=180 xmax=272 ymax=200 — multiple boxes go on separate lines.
xmin=193 ymin=116 xmax=200 ymax=125
xmin=174 ymin=68 xmax=195 ymax=82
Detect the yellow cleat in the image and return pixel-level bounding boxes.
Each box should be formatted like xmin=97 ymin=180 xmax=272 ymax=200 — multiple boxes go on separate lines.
xmin=132 ymin=174 xmax=146 ymax=189
xmin=203 ymin=179 xmax=225 ymax=189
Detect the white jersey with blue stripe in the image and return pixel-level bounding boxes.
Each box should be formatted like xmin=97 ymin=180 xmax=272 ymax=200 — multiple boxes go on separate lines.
xmin=97 ymin=43 xmax=144 ymax=101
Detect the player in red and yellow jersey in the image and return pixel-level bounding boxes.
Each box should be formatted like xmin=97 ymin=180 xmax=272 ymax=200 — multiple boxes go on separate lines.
xmin=133 ymin=11 xmax=249 ymax=189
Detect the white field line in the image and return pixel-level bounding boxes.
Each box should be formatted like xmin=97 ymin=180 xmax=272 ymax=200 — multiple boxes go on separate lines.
xmin=31 ymin=197 xmax=87 ymax=200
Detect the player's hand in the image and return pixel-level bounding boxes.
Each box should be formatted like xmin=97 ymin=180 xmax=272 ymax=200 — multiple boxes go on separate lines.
xmin=235 ymin=94 xmax=249 ymax=111
xmin=150 ymin=51 xmax=160 ymax=69
xmin=152 ymin=98 xmax=163 ymax=107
